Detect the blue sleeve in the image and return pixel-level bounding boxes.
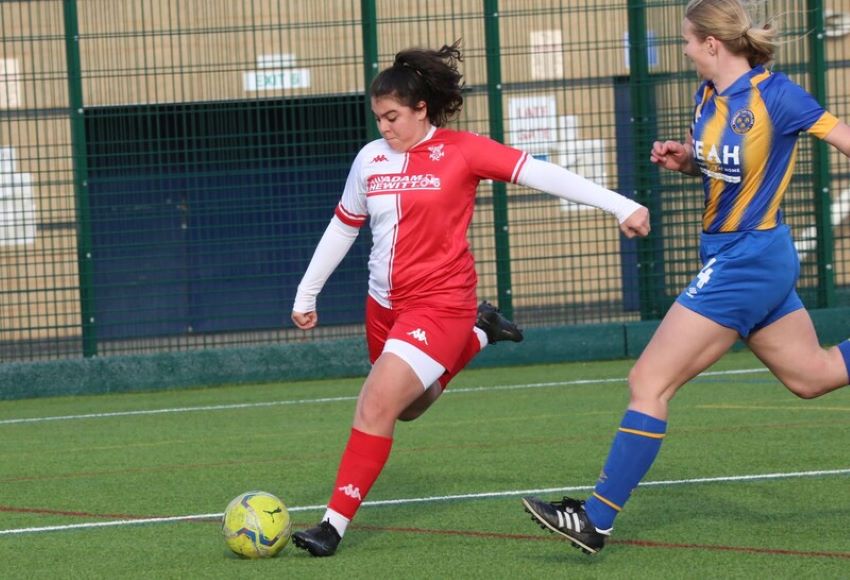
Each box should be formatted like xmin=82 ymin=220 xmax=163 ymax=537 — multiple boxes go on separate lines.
xmin=762 ymin=73 xmax=827 ymax=136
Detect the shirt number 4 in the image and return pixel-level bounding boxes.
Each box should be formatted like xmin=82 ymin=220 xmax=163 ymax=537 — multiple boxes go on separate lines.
xmin=696 ymin=257 xmax=716 ymax=289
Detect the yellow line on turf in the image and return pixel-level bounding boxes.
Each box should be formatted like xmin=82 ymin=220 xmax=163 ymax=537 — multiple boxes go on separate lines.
xmin=698 ymin=404 xmax=850 ymax=412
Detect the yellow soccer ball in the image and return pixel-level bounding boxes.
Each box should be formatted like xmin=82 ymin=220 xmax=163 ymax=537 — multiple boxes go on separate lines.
xmin=222 ymin=491 xmax=292 ymax=559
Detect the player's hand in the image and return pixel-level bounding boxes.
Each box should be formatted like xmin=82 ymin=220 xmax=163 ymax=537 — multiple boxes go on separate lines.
xmin=650 ymin=140 xmax=694 ymax=173
xmin=620 ymin=206 xmax=650 ymax=238
xmin=291 ymin=310 xmax=318 ymax=330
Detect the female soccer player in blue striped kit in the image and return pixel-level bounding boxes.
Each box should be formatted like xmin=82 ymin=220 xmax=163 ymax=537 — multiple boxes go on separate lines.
xmin=522 ymin=0 xmax=850 ymax=555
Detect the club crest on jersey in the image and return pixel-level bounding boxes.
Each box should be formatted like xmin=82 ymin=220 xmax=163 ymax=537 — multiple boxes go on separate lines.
xmin=428 ymin=143 xmax=445 ymax=161
xmin=730 ymin=109 xmax=755 ymax=135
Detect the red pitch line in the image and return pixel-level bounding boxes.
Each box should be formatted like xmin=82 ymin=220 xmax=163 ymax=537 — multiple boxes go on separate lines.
xmin=4 ymin=505 xmax=848 ymax=561
xmin=0 ymin=504 xmax=162 ymax=521
xmin=351 ymin=524 xmax=850 ymax=560
xmin=617 ymin=538 xmax=850 ymax=560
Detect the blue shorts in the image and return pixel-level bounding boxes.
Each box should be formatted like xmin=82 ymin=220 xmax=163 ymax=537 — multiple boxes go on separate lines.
xmin=675 ymin=225 xmax=803 ymax=337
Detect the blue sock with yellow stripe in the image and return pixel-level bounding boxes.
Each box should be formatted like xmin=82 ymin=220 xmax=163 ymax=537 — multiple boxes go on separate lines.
xmin=584 ymin=410 xmax=667 ymax=531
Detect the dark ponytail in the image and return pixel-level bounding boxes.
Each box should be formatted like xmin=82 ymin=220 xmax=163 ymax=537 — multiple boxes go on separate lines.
xmin=370 ymin=40 xmax=464 ymax=127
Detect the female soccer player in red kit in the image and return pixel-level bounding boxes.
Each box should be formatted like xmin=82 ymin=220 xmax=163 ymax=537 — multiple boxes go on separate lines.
xmin=291 ymin=41 xmax=650 ymax=556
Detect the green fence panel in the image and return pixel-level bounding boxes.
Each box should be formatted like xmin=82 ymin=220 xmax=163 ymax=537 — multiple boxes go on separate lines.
xmin=1 ymin=0 xmax=850 ymax=369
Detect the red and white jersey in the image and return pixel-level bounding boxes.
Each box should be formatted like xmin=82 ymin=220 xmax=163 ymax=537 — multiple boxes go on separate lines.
xmin=335 ymin=126 xmax=528 ymax=309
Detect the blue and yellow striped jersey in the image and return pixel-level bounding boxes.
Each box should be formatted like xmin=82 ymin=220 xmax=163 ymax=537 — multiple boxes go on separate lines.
xmin=691 ymin=65 xmax=839 ymax=233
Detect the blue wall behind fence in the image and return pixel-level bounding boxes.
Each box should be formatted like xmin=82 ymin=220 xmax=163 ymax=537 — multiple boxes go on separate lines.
xmin=85 ymin=95 xmax=370 ymax=341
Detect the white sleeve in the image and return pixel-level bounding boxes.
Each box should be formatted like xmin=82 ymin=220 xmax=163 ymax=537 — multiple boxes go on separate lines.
xmin=516 ymin=156 xmax=643 ymax=223
xmin=292 ymin=215 xmax=360 ymax=313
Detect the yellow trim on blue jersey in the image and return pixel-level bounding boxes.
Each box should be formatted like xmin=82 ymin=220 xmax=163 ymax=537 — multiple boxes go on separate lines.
xmin=750 ymin=68 xmax=771 ymax=86
xmin=694 ymin=84 xmax=712 ymax=124
xmin=759 ymin=146 xmax=796 ymax=229
xmin=701 ymin=93 xmax=728 ymax=231
xmin=808 ymin=112 xmax=839 ymax=139
xmin=723 ymin=86 xmax=771 ymax=231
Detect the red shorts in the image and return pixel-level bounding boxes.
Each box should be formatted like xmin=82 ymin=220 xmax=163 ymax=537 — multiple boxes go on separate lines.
xmin=365 ymin=295 xmax=477 ymax=372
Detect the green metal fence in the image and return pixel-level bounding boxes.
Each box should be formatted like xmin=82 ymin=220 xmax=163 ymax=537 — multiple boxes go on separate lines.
xmin=1 ymin=0 xmax=849 ymax=363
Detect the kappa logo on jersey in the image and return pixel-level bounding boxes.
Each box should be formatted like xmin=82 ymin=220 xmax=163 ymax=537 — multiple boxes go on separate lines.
xmin=338 ymin=484 xmax=362 ymax=500
xmin=686 ymin=257 xmax=717 ymax=297
xmin=368 ymin=173 xmax=441 ymax=192
xmin=371 ymin=154 xmax=389 ymax=163
xmin=428 ymin=143 xmax=445 ymax=161
xmin=407 ymin=328 xmax=429 ymax=345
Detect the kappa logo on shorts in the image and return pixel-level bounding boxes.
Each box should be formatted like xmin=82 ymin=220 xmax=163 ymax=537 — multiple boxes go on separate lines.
xmin=407 ymin=328 xmax=429 ymax=345
xmin=686 ymin=257 xmax=716 ymax=297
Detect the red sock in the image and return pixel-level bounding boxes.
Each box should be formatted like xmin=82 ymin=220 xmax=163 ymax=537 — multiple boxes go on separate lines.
xmin=438 ymin=331 xmax=482 ymax=389
xmin=327 ymin=428 xmax=393 ymax=520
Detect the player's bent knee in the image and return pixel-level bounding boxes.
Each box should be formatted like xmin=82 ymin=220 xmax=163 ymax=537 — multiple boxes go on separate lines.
xmin=781 ymin=376 xmax=829 ymax=399
xmin=785 ymin=383 xmax=827 ymax=399
xmin=354 ymin=401 xmax=398 ymax=431
xmin=627 ymin=371 xmax=663 ymax=401
xmin=397 ymin=400 xmax=426 ymax=421
xmin=397 ymin=384 xmax=441 ymax=422
xmin=397 ymin=408 xmax=423 ymax=421
xmin=627 ymin=364 xmax=659 ymax=394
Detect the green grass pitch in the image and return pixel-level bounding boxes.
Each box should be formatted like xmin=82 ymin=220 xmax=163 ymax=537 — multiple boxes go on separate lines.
xmin=1 ymin=350 xmax=848 ymax=579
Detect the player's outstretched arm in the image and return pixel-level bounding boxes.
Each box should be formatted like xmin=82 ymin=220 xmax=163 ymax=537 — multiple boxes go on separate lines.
xmin=516 ymin=156 xmax=650 ymax=236
xmin=824 ymin=121 xmax=850 ymax=159
xmin=619 ymin=206 xmax=650 ymax=239
xmin=291 ymin=310 xmax=318 ymax=330
xmin=291 ymin=216 xmax=360 ymax=330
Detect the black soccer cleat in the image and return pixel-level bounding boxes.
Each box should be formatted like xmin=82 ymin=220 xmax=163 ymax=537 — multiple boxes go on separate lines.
xmin=522 ymin=496 xmax=608 ymax=555
xmin=476 ymin=301 xmax=524 ymax=344
xmin=292 ymin=520 xmax=342 ymax=557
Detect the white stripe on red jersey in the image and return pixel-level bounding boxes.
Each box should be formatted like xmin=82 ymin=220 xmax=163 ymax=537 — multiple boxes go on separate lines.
xmin=337 ymin=127 xmax=526 ymax=308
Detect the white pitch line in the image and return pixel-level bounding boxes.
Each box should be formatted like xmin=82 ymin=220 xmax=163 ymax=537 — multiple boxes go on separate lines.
xmin=0 ymin=466 xmax=846 ymax=537
xmin=0 ymin=367 xmax=770 ymax=426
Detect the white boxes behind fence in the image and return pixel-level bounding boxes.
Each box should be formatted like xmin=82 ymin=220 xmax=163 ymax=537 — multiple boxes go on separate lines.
xmin=0 ymin=147 xmax=36 ymax=246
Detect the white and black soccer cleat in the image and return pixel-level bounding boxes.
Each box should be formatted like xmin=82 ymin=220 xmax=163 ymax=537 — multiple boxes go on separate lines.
xmin=522 ymin=495 xmax=608 ymax=555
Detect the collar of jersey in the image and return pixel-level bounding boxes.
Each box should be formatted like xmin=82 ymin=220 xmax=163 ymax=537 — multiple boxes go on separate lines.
xmin=709 ymin=64 xmax=767 ymax=97
xmin=409 ymin=125 xmax=438 ymax=150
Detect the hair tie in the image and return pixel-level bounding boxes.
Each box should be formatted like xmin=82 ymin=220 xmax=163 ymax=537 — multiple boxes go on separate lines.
xmin=400 ymin=61 xmax=424 ymax=77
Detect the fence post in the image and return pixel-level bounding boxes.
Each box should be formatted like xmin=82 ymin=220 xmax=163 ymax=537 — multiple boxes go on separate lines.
xmin=62 ymin=0 xmax=97 ymax=357
xmin=808 ymin=0 xmax=835 ymax=308
xmin=627 ymin=0 xmax=664 ymax=319
xmin=361 ymin=0 xmax=380 ymax=141
xmin=483 ymin=0 xmax=513 ymax=317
